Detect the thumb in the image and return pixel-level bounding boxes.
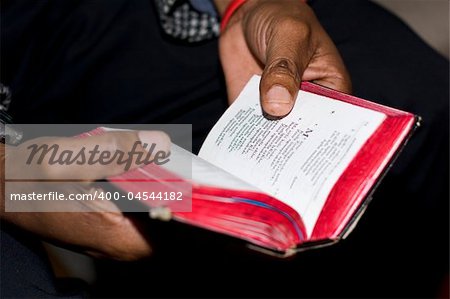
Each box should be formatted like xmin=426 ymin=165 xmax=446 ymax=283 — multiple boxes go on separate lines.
xmin=259 ymin=26 xmax=313 ymax=119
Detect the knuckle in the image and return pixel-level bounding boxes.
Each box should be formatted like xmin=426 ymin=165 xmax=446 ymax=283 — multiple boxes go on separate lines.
xmin=267 ymin=58 xmax=298 ymax=78
xmin=265 ymin=58 xmax=301 ymax=90
xmin=32 ymin=139 xmax=69 ymax=179
xmin=102 ymin=131 xmax=139 ymax=152
xmin=154 ymin=131 xmax=171 ymax=147
xmin=277 ymin=18 xmax=311 ymax=41
xmin=101 ymin=132 xmax=124 ymax=152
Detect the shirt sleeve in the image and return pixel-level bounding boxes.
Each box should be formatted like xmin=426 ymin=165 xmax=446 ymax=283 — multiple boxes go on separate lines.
xmin=154 ymin=0 xmax=219 ymax=43
xmin=188 ymin=0 xmax=217 ymax=16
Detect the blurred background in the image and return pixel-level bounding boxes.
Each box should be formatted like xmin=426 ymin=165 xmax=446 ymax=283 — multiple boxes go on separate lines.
xmin=373 ymin=0 xmax=449 ymax=58
xmin=43 ymin=0 xmax=449 ymax=295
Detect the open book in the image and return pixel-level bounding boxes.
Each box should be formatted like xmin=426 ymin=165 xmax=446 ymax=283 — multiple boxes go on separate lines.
xmin=103 ymin=75 xmax=419 ymax=257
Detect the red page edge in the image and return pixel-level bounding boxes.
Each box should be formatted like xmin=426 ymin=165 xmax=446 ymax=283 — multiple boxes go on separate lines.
xmin=300 ymin=82 xmax=419 ymax=241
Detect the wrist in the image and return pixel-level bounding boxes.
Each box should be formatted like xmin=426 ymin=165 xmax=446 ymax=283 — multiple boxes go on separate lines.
xmin=219 ymin=0 xmax=308 ymax=32
xmin=219 ymin=0 xmax=262 ymax=32
xmin=220 ymin=0 xmax=248 ymax=31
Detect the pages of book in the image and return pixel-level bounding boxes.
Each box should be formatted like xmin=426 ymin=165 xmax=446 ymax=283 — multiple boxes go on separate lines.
xmin=165 ymin=144 xmax=261 ymax=192
xmin=199 ymin=75 xmax=386 ymax=236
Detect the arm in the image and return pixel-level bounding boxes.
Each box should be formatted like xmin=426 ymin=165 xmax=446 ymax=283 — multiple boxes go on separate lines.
xmin=1 ymin=130 xmax=170 ymax=261
xmin=214 ymin=0 xmax=352 ymax=118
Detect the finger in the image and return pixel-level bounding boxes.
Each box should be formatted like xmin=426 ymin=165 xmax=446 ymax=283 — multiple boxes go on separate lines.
xmin=260 ymin=21 xmax=314 ymax=119
xmin=3 ymin=176 xmax=153 ymax=260
xmin=12 ymin=130 xmax=171 ymax=181
xmin=302 ymin=34 xmax=352 ymax=94
xmin=79 ymin=130 xmax=171 ymax=179
xmin=302 ymin=63 xmax=352 ymax=94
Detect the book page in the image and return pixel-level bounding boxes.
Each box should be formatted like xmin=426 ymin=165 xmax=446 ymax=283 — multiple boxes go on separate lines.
xmin=164 ymin=144 xmax=261 ymax=193
xmin=199 ymin=76 xmax=386 ymax=236
xmin=101 ymin=128 xmax=261 ymax=194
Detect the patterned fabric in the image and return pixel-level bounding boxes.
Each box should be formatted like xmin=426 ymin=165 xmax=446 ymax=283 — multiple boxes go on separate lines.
xmin=0 ymin=83 xmax=12 ymax=111
xmin=154 ymin=0 xmax=220 ymax=43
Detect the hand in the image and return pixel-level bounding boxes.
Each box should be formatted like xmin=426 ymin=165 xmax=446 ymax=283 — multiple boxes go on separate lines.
xmin=218 ymin=0 xmax=352 ymax=118
xmin=1 ymin=130 xmax=170 ymax=261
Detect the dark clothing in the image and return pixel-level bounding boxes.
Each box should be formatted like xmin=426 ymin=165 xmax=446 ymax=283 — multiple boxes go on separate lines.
xmin=1 ymin=222 xmax=87 ymax=298
xmin=2 ymin=0 xmax=227 ymax=151
xmin=1 ymin=0 xmax=448 ymax=297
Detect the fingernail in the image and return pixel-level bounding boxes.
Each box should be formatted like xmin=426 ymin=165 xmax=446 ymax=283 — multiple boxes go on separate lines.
xmin=264 ymin=85 xmax=293 ymax=118
xmin=266 ymin=85 xmax=292 ymax=104
xmin=138 ymin=131 xmax=171 ymax=153
xmin=262 ymin=110 xmax=286 ymax=121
